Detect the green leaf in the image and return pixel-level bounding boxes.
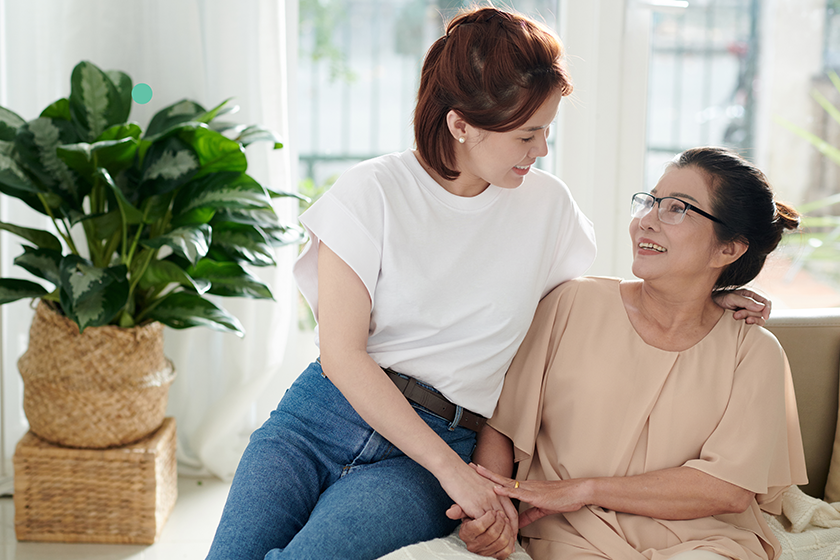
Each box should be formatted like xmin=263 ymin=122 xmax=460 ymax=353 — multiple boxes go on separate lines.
xmin=144 ymin=291 xmax=244 ymax=336
xmin=57 ymin=137 xmax=137 ymax=178
xmin=234 ymin=124 xmax=284 ymax=149
xmin=181 ymin=125 xmax=247 ymax=177
xmin=775 ymin=115 xmax=840 ymax=168
xmin=96 ymin=167 xmax=145 ymax=224
xmin=262 ymin=223 xmax=306 ymax=247
xmin=266 ymin=187 xmax=309 ymax=202
xmin=0 ymin=106 xmax=26 ymax=141
xmin=138 ymin=259 xmax=211 ymax=294
xmin=139 ymin=135 xmax=200 ymax=196
xmin=812 ymin=88 xmax=840 ymax=130
xmin=170 ymin=206 xmax=217 ymax=228
xmin=58 ymin=255 xmax=129 ymax=332
xmin=172 ymin=172 xmax=273 ymax=217
xmin=799 ymin=192 xmax=840 ymax=214
xmin=213 ymin=207 xmax=281 ymax=228
xmin=189 ymin=258 xmax=273 ymax=299
xmin=14 ymin=246 xmax=62 ymax=286
xmin=14 ymin=117 xmax=85 ymax=209
xmin=145 ymin=99 xmax=206 ymax=137
xmin=39 ymin=98 xmax=71 ymax=121
xmin=69 ymin=61 xmax=125 ymax=142
xmin=96 ymin=122 xmax=142 ymax=142
xmin=196 ymin=98 xmax=235 ymax=124
xmin=0 ymin=278 xmax=48 ymax=305
xmin=0 ymin=221 xmax=62 ymax=251
xmin=140 ymin=224 xmax=211 ymax=265
xmin=105 ymin=70 xmax=132 ymax=123
xmin=0 ymin=140 xmax=40 ymax=193
xmin=210 ymin=222 xmax=275 ymax=266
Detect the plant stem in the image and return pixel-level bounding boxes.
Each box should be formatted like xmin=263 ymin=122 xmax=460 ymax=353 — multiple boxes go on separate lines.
xmin=38 ymin=193 xmax=79 ymax=255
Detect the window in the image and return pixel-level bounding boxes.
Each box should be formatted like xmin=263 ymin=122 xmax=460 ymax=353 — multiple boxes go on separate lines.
xmin=641 ymin=0 xmax=840 ymax=308
xmin=297 ymin=0 xmax=562 ymax=191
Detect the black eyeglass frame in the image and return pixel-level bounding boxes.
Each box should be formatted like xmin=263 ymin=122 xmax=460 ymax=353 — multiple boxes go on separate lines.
xmin=630 ymin=192 xmax=726 ymax=226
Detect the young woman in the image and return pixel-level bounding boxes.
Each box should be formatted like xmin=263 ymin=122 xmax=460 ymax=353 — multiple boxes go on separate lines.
xmin=205 ymin=8 xmax=769 ymax=560
xmin=459 ymin=147 xmax=806 ymax=560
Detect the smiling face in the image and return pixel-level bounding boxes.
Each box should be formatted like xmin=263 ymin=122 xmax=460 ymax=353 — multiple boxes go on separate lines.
xmin=447 ymin=88 xmax=563 ymax=197
xmin=630 ymin=165 xmax=728 ymax=285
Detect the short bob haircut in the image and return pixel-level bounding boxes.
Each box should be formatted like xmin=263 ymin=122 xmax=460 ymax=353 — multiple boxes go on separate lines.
xmin=414 ymin=7 xmax=573 ymax=181
xmin=670 ymin=147 xmax=800 ymax=290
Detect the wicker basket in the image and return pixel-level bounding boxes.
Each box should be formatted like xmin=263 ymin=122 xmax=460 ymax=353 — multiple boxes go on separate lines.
xmin=13 ymin=417 xmax=178 ymax=544
xmin=17 ymin=300 xmax=176 ymax=448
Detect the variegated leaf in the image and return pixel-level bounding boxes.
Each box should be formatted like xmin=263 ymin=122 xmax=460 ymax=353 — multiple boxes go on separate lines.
xmin=0 ymin=140 xmax=39 ymax=193
xmin=210 ymin=222 xmax=275 ymax=266
xmin=144 ymin=291 xmax=244 ymax=336
xmin=140 ymin=224 xmax=211 ymax=265
xmin=59 ymin=255 xmax=128 ymax=332
xmin=145 ymin=99 xmax=206 ymax=137
xmin=15 ymin=117 xmax=84 ymax=208
xmin=213 ymin=207 xmax=282 ymax=228
xmin=0 ymin=278 xmax=48 ymax=305
xmin=140 ymin=136 xmax=199 ymax=196
xmin=262 ymin=223 xmax=306 ymax=247
xmin=69 ymin=61 xmax=125 ymax=142
xmin=172 ymin=172 xmax=272 ymax=217
xmin=0 ymin=106 xmax=25 ymax=141
xmin=234 ymin=124 xmax=284 ymax=149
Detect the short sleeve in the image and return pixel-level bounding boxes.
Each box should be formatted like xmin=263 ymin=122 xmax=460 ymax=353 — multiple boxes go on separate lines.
xmin=683 ymin=327 xmax=808 ymax=506
xmin=293 ymin=165 xmax=386 ymax=323
xmin=543 ymin=186 xmax=597 ymax=297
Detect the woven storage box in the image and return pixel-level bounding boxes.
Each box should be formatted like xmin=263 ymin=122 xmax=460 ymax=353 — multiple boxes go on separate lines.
xmin=13 ymin=417 xmax=177 ymax=544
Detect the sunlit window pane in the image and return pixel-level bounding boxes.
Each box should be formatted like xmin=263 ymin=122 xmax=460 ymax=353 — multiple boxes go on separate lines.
xmin=644 ymin=0 xmax=840 ymax=309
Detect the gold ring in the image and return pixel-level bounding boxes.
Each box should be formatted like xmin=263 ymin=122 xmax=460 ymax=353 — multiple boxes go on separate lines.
xmin=514 ymin=480 xmax=520 ymax=489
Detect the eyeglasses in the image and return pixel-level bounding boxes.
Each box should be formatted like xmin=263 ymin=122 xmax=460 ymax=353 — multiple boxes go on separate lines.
xmin=630 ymin=192 xmax=726 ymax=226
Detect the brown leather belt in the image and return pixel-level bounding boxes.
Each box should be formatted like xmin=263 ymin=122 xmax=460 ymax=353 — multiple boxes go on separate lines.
xmin=383 ymin=368 xmax=486 ymax=433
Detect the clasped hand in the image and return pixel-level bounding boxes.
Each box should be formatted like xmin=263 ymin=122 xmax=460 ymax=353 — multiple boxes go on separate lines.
xmin=448 ymin=464 xmax=588 ymax=559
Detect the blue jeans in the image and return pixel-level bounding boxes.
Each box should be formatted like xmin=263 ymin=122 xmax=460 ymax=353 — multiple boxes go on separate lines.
xmin=205 ymin=360 xmax=477 ymax=560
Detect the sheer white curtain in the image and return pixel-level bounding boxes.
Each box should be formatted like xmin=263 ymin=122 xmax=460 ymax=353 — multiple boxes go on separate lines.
xmin=0 ymin=0 xmax=300 ymax=482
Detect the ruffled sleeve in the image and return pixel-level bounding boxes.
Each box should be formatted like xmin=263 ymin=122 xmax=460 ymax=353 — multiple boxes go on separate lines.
xmin=683 ymin=327 xmax=808 ymax=511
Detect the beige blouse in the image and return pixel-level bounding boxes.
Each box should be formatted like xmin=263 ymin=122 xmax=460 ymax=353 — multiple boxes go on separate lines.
xmin=489 ymin=277 xmax=808 ymax=560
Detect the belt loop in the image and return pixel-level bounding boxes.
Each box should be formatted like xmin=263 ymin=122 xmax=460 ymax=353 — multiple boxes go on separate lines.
xmin=448 ymin=405 xmax=464 ymax=432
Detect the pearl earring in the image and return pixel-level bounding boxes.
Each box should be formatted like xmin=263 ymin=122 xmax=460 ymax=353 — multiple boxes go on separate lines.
xmin=458 ymin=137 xmax=465 ymax=144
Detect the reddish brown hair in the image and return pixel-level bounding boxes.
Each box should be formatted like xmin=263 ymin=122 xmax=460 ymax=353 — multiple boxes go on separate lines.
xmin=414 ymin=6 xmax=573 ymax=180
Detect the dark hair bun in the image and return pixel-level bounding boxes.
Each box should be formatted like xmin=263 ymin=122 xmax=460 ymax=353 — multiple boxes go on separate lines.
xmin=673 ymin=147 xmax=800 ymax=290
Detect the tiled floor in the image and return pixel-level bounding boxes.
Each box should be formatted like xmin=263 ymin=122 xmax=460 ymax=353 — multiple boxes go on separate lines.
xmin=0 ymin=476 xmax=231 ymax=560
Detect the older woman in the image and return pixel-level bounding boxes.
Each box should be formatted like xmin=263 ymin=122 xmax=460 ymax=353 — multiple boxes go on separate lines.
xmin=462 ymin=147 xmax=808 ymax=560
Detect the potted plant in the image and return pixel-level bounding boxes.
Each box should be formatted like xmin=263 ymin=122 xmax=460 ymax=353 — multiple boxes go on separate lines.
xmin=0 ymin=60 xmax=305 ymax=448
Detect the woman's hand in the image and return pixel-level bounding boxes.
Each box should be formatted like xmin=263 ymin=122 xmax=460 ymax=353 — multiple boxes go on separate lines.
xmin=440 ymin=462 xmax=519 ymax=529
xmin=713 ymin=289 xmax=771 ymax=325
xmin=456 ymin=510 xmax=518 ymax=559
xmin=475 ymin=465 xmax=588 ymax=528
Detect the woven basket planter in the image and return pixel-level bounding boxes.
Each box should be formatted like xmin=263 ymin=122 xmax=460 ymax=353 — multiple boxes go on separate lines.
xmin=17 ymin=300 xmax=176 ymax=449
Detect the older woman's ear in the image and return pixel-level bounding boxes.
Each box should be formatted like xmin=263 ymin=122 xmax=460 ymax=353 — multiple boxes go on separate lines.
xmin=715 ymin=240 xmax=749 ymax=268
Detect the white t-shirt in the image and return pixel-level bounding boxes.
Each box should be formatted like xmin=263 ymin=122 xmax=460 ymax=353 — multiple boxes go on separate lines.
xmin=294 ymin=149 xmax=596 ymax=416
